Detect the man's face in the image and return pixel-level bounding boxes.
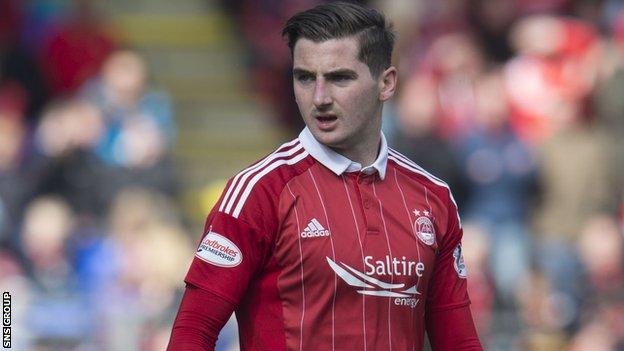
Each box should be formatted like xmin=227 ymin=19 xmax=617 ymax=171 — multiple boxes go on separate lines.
xmin=292 ymin=36 xmax=392 ymax=154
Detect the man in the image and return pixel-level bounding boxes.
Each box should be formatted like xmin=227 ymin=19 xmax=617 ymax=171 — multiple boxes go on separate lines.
xmin=168 ymin=2 xmax=482 ymax=350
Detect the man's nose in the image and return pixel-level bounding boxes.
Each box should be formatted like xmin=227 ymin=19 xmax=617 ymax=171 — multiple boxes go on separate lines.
xmin=313 ymin=80 xmax=332 ymax=108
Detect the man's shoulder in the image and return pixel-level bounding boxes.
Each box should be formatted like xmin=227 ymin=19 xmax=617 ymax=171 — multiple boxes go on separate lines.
xmin=386 ymin=147 xmax=453 ymax=198
xmin=387 ymin=147 xmax=462 ymax=229
xmin=217 ymin=137 xmax=314 ymax=219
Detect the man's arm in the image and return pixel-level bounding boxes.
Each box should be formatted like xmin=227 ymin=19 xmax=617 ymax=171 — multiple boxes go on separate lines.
xmin=166 ymin=169 xmax=281 ymax=350
xmin=426 ymin=305 xmax=482 ymax=350
xmin=168 ymin=284 xmax=235 ymax=351
xmin=425 ymin=188 xmax=482 ymax=350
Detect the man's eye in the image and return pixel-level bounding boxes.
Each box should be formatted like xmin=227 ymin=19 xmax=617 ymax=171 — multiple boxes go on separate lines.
xmin=296 ymin=75 xmax=314 ymax=82
xmin=329 ymin=74 xmax=354 ymax=82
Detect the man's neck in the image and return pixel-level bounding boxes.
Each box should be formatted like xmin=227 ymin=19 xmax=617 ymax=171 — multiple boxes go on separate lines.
xmin=332 ymin=134 xmax=381 ymax=167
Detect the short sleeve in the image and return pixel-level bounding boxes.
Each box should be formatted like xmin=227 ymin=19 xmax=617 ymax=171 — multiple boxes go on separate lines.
xmin=184 ymin=179 xmax=278 ymax=305
xmin=426 ymin=188 xmax=470 ymax=311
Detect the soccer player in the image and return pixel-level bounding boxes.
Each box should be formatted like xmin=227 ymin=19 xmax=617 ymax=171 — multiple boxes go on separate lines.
xmin=168 ymin=2 xmax=482 ymax=350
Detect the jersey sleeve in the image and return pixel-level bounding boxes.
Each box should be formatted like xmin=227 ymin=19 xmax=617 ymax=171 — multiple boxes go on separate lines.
xmin=426 ymin=188 xmax=470 ymax=311
xmin=184 ymin=178 xmax=279 ymax=305
xmin=168 ymin=284 xmax=235 ymax=351
xmin=425 ymin=305 xmax=482 ymax=350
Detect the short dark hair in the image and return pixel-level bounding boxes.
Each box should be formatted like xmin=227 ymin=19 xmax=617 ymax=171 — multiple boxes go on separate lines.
xmin=282 ymin=1 xmax=395 ymax=77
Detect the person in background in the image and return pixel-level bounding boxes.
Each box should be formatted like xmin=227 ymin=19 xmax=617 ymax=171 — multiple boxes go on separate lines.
xmin=455 ymin=70 xmax=536 ymax=305
xmin=80 ymin=49 xmax=177 ymax=196
xmin=38 ymin=0 xmax=117 ymax=96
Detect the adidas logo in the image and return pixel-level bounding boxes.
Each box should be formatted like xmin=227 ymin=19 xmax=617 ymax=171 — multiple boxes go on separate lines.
xmin=301 ymin=218 xmax=331 ymax=238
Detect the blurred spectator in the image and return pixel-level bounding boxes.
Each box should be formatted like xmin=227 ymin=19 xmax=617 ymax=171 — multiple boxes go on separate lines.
xmin=416 ymin=0 xmax=471 ymax=53
xmin=0 ymin=96 xmax=38 ymax=247
xmin=417 ymin=32 xmax=486 ymax=140
xmin=467 ymin=0 xmax=516 ymax=63
xmin=103 ymin=187 xmax=191 ymax=350
xmin=81 ymin=49 xmax=178 ymax=196
xmin=577 ymin=216 xmax=624 ymax=300
xmin=532 ymin=97 xmax=613 ymax=242
xmin=110 ymin=116 xmax=177 ymax=194
xmin=531 ymin=94 xmax=614 ymax=333
xmin=0 ymin=0 xmax=49 ymax=121
xmin=20 ymin=196 xmax=75 ymax=292
xmin=107 ymin=188 xmax=187 ymax=295
xmin=455 ymin=69 xmax=536 ymax=303
xmin=504 ymin=15 xmax=601 ymax=145
xmin=594 ymin=26 xmax=624 ymax=220
xmin=19 ymin=196 xmax=96 ymax=348
xmin=35 ymin=99 xmax=105 ymax=159
xmin=516 ymin=268 xmax=571 ymax=351
xmin=575 ymin=215 xmax=624 ymax=350
xmin=0 ymin=47 xmax=48 ymax=122
xmin=38 ymin=0 xmax=117 ymax=96
xmin=33 ymin=98 xmax=113 ymax=219
xmin=568 ymin=311 xmax=619 ymax=351
xmin=391 ymin=74 xmax=467 ymax=204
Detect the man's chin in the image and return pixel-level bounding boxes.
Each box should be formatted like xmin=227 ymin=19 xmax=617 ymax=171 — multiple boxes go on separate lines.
xmin=309 ymin=129 xmax=343 ymax=147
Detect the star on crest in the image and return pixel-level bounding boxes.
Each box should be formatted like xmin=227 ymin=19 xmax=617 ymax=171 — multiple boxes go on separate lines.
xmin=413 ymin=209 xmax=421 ymax=216
xmin=424 ymin=210 xmax=430 ymax=216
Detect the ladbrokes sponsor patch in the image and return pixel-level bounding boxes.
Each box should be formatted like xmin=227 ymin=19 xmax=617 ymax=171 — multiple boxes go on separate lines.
xmin=196 ymin=231 xmax=242 ymax=267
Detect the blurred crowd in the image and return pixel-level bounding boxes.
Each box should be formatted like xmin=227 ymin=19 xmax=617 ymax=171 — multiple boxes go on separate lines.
xmin=1 ymin=0 xmax=624 ymax=350
xmin=384 ymin=2 xmax=624 ymax=350
xmin=0 ymin=0 xmax=188 ymax=350
xmin=381 ymin=0 xmax=624 ymax=350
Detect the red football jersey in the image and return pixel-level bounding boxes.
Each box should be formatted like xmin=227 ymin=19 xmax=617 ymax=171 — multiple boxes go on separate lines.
xmin=186 ymin=128 xmax=470 ymax=350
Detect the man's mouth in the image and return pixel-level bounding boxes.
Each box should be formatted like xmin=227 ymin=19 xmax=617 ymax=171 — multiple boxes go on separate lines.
xmin=316 ymin=115 xmax=337 ymax=122
xmin=314 ymin=114 xmax=338 ymax=131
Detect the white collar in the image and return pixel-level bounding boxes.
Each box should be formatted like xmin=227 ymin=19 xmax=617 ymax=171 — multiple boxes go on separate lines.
xmin=298 ymin=127 xmax=388 ymax=180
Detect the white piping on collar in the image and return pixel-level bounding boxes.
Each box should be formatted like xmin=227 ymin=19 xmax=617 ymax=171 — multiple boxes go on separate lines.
xmin=298 ymin=127 xmax=388 ymax=179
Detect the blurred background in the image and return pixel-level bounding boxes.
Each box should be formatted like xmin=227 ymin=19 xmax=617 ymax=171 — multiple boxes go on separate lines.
xmin=0 ymin=0 xmax=623 ymax=350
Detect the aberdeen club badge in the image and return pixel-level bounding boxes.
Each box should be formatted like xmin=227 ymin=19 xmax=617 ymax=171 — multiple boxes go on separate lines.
xmin=413 ymin=209 xmax=436 ymax=246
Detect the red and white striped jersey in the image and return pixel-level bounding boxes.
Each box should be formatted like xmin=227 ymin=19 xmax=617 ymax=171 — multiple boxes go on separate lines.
xmin=186 ymin=128 xmax=470 ymax=351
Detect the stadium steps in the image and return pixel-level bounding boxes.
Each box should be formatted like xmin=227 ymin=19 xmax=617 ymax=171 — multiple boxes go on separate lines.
xmin=105 ymin=1 xmax=287 ymax=220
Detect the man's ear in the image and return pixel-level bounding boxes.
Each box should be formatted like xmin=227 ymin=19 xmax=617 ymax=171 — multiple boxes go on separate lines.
xmin=379 ymin=66 xmax=397 ymax=102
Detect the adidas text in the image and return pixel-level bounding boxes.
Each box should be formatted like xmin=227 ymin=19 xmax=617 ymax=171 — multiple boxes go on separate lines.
xmin=301 ymin=228 xmax=330 ymax=238
xmin=301 ymin=218 xmax=331 ymax=238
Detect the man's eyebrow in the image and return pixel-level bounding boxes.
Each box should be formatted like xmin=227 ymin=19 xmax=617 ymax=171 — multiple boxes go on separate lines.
xmin=324 ymin=69 xmax=358 ymax=78
xmin=292 ymin=68 xmax=312 ymax=76
xmin=292 ymin=68 xmax=358 ymax=78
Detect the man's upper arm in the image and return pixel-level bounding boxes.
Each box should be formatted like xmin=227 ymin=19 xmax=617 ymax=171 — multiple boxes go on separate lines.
xmin=169 ymin=176 xmax=281 ymax=350
xmin=426 ymin=188 xmax=470 ymax=311
xmin=185 ymin=211 xmax=271 ymax=304
xmin=185 ymin=177 xmax=279 ymax=306
xmin=425 ymin=188 xmax=481 ymax=349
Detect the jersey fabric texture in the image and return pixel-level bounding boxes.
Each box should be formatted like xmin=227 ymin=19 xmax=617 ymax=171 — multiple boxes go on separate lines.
xmin=185 ymin=128 xmax=472 ymax=351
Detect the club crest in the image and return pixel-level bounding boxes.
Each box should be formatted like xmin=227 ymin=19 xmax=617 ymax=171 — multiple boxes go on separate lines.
xmin=413 ymin=209 xmax=435 ymax=246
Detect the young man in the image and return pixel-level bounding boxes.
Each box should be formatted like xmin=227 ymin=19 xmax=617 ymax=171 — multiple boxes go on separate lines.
xmin=168 ymin=2 xmax=482 ymax=350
